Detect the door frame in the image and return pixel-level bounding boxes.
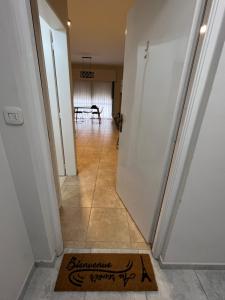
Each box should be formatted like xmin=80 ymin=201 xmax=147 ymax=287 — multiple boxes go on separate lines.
xmin=51 ymin=28 xmax=77 ymax=175
xmin=39 ymin=17 xmax=66 ymax=177
xmin=29 ymin=0 xmax=75 ymax=252
xmin=30 ymin=0 xmax=77 ymax=175
xmin=29 ymin=0 xmax=225 ymax=259
xmin=30 ymin=0 xmax=63 ymax=208
xmin=50 ymin=30 xmax=67 ymax=176
xmin=152 ymin=0 xmax=225 ymax=258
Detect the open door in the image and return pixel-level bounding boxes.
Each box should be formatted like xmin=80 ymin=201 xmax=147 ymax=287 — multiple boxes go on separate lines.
xmin=117 ymin=0 xmax=206 ymax=243
xmin=37 ymin=0 xmax=76 ymax=177
xmin=40 ymin=17 xmax=66 ymax=176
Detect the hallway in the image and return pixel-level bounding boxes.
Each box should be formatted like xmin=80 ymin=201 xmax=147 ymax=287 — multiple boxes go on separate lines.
xmin=60 ymin=119 xmax=149 ymax=250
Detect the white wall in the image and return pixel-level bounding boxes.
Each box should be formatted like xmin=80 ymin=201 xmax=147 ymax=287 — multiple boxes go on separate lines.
xmin=0 ymin=132 xmax=34 ymax=300
xmin=0 ymin=0 xmax=63 ymax=261
xmin=163 ymin=41 xmax=225 ymax=265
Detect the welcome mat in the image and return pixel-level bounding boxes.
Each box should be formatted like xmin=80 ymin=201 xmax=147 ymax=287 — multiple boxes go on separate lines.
xmin=55 ymin=253 xmax=158 ymax=292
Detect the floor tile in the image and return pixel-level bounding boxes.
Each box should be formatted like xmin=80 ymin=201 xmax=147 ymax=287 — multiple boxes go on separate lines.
xmin=146 ymin=269 xmax=207 ymax=300
xmin=85 ymin=291 xmax=131 ymax=300
xmin=85 ymin=241 xmax=131 ymax=249
xmin=131 ymin=243 xmax=150 ymax=250
xmin=129 ymin=292 xmax=147 ymax=300
xmin=61 ymin=195 xmax=92 ymax=208
xmin=50 ymin=292 xmax=85 ymax=299
xmin=63 ymin=176 xmax=96 ymax=187
xmin=23 ymin=268 xmax=58 ymax=300
xmin=63 ymin=240 xmax=86 ymax=249
xmin=27 ymin=267 xmax=58 ymax=291
xmin=127 ymin=214 xmax=146 ymax=244
xmin=63 ymin=176 xmax=80 ymax=186
xmin=196 ymin=270 xmax=225 ymax=300
xmin=23 ymin=287 xmax=50 ymax=300
xmin=97 ymin=169 xmax=116 ymax=177
xmin=92 ymin=187 xmax=124 ymax=208
xmin=91 ymin=248 xmax=139 ymax=254
xmin=87 ymin=208 xmax=130 ymax=242
xmin=95 ymin=177 xmax=116 ymax=189
xmin=60 ymin=207 xmax=91 ymax=241
xmin=61 ymin=185 xmax=93 ymax=208
xmin=59 ymin=119 xmax=145 ymax=250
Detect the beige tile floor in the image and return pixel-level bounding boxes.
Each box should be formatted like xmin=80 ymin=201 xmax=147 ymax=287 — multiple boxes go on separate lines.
xmin=60 ymin=119 xmax=149 ymax=250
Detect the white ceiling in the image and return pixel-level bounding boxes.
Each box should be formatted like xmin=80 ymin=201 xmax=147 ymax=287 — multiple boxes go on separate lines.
xmin=67 ymin=0 xmax=134 ymax=65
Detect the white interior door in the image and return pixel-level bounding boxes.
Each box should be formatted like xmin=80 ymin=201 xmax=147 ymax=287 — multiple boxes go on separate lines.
xmin=40 ymin=17 xmax=65 ymax=176
xmin=52 ymin=30 xmax=76 ymax=176
xmin=117 ymin=0 xmax=202 ymax=243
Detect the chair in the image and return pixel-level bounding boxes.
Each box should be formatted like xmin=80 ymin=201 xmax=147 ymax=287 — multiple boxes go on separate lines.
xmin=74 ymin=108 xmax=84 ymax=122
xmin=91 ymin=105 xmax=103 ymax=124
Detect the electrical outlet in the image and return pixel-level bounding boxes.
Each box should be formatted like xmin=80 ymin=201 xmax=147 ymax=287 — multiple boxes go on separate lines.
xmin=3 ymin=106 xmax=24 ymax=125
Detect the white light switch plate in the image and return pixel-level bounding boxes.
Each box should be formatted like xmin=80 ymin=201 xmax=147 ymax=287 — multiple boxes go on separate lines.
xmin=3 ymin=106 xmax=24 ymax=125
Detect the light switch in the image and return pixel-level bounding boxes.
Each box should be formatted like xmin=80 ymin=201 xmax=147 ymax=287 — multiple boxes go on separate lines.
xmin=3 ymin=106 xmax=24 ymax=125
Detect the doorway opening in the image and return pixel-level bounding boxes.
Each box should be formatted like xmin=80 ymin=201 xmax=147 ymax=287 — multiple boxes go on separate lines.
xmin=57 ymin=0 xmax=150 ymax=249
xmin=32 ymin=0 xmax=210 ymax=254
xmin=61 ymin=95 xmax=148 ymax=249
xmin=34 ymin=0 xmax=147 ymax=250
xmin=60 ymin=63 xmax=148 ymax=249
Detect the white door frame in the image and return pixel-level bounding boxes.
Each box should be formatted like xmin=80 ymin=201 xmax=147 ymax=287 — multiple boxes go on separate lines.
xmin=50 ymin=30 xmax=67 ymax=176
xmin=38 ymin=0 xmax=76 ymax=177
xmin=39 ymin=17 xmax=66 ymax=176
xmin=152 ymin=0 xmax=225 ymax=258
xmin=25 ymin=0 xmax=225 ymax=259
xmin=51 ymin=29 xmax=76 ymax=176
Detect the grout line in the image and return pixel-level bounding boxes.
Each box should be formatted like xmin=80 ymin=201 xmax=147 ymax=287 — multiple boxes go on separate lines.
xmin=194 ymin=270 xmax=210 ymax=300
xmin=71 ymin=120 xmax=133 ymax=250
xmin=84 ymin=291 xmax=87 ymax=300
xmin=85 ymin=239 xmax=132 ymax=244
xmin=125 ymin=208 xmax=132 ymax=248
xmin=124 ymin=201 xmax=148 ymax=245
xmin=65 ymin=240 xmax=150 ymax=249
xmin=85 ymin=122 xmax=108 ymax=246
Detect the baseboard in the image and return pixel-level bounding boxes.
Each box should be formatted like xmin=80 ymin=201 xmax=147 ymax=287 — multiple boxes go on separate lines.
xmin=159 ymin=256 xmax=225 ymax=270
xmin=17 ymin=263 xmax=36 ymax=300
xmin=17 ymin=254 xmax=57 ymax=299
xmin=35 ymin=253 xmax=57 ymax=268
